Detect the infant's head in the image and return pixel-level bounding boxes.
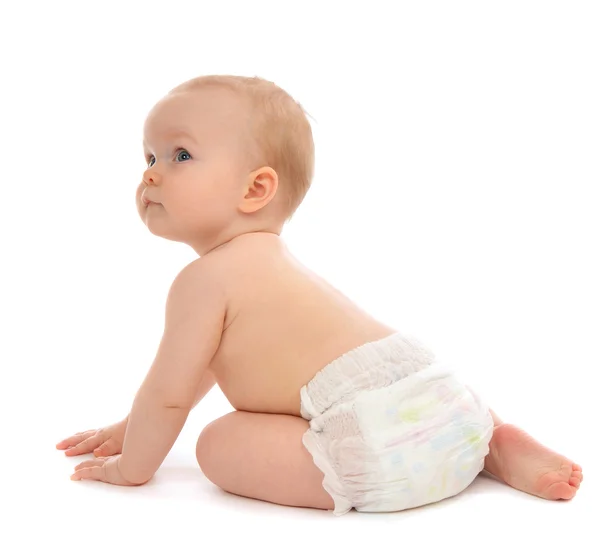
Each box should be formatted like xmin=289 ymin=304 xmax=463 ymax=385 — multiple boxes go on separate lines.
xmin=136 ymin=75 xmax=314 ymax=255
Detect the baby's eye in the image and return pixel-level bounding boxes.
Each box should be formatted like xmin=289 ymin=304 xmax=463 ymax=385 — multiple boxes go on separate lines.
xmin=175 ymin=149 xmax=191 ymax=162
xmin=146 ymin=155 xmax=155 ymax=168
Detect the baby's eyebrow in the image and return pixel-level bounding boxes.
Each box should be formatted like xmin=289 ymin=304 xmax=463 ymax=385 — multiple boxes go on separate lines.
xmin=143 ymin=130 xmax=198 ymax=148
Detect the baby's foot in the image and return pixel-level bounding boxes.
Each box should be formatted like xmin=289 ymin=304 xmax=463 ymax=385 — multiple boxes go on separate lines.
xmin=489 ymin=423 xmax=583 ymax=500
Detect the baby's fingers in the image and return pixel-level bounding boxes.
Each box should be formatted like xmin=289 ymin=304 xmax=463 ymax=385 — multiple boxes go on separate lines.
xmin=56 ymin=430 xmax=96 ymax=450
xmin=64 ymin=433 xmax=103 ymax=456
xmin=93 ymin=439 xmax=119 ymax=457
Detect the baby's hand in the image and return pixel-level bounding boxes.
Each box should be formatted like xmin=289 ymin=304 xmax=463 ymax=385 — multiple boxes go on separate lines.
xmin=56 ymin=417 xmax=128 ymax=457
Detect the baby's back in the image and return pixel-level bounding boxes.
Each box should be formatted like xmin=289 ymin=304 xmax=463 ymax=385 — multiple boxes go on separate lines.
xmin=208 ymin=233 xmax=396 ymax=416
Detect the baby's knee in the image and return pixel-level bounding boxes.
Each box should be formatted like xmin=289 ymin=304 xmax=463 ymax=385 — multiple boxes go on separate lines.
xmin=195 ymin=412 xmax=237 ymax=475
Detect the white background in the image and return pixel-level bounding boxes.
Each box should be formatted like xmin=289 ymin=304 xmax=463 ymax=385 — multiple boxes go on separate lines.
xmin=1 ymin=1 xmax=597 ymax=548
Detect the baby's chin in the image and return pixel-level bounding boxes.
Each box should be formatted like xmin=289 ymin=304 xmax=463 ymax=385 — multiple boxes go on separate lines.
xmin=137 ymin=201 xmax=165 ymax=231
xmin=139 ymin=207 xmax=195 ymax=244
xmin=136 ymin=200 xmax=153 ymax=224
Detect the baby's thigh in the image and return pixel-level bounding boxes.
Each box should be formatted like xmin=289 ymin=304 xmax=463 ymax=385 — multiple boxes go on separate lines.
xmin=196 ymin=411 xmax=334 ymax=510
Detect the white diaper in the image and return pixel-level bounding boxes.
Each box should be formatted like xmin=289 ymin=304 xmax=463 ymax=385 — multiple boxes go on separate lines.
xmin=300 ymin=332 xmax=494 ymax=516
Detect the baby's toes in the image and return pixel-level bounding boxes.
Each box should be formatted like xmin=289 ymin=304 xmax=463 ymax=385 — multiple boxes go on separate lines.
xmin=547 ymin=480 xmax=577 ymax=500
xmin=569 ymin=468 xmax=583 ymax=488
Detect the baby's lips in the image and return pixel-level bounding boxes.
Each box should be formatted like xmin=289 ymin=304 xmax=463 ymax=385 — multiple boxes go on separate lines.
xmin=141 ymin=192 xmax=160 ymax=205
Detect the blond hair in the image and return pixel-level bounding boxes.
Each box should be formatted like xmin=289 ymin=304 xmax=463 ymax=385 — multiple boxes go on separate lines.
xmin=169 ymin=75 xmax=315 ymax=224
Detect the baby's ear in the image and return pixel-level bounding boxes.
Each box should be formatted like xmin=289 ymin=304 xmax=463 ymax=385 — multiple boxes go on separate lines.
xmin=239 ymin=167 xmax=278 ymax=213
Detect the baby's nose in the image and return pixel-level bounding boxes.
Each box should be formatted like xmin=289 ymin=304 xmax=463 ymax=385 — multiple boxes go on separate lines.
xmin=143 ymin=172 xmax=159 ymax=185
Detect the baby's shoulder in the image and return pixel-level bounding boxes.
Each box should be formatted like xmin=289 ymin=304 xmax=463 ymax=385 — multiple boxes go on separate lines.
xmin=180 ymin=252 xmax=231 ymax=286
xmin=181 ymin=245 xmax=250 ymax=295
xmin=184 ymin=235 xmax=290 ymax=299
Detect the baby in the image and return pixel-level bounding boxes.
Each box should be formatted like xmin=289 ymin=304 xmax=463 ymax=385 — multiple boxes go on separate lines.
xmin=56 ymin=75 xmax=583 ymax=515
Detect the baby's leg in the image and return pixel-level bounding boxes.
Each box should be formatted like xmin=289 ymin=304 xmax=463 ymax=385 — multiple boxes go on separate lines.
xmin=195 ymin=411 xmax=334 ymax=511
xmin=483 ymin=406 xmax=583 ymax=500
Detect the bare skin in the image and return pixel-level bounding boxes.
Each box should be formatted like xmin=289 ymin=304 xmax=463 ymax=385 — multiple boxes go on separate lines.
xmin=193 ymin=233 xmax=583 ymax=509
xmin=483 ymin=421 xmax=583 ymax=501
xmin=57 ymin=82 xmax=583 ymax=508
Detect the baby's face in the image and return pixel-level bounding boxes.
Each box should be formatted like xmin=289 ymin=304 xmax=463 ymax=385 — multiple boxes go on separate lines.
xmin=136 ymin=88 xmax=251 ymax=247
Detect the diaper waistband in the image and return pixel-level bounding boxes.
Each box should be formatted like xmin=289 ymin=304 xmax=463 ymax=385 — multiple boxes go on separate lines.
xmin=300 ymin=332 xmax=437 ymax=420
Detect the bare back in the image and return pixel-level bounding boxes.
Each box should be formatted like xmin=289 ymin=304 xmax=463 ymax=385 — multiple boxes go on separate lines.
xmin=207 ymin=233 xmax=396 ymax=416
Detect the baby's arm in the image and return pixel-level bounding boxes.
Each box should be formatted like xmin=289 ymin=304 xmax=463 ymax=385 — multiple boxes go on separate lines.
xmin=191 ymin=369 xmax=217 ymax=409
xmin=118 ymin=259 xmax=226 ymax=485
